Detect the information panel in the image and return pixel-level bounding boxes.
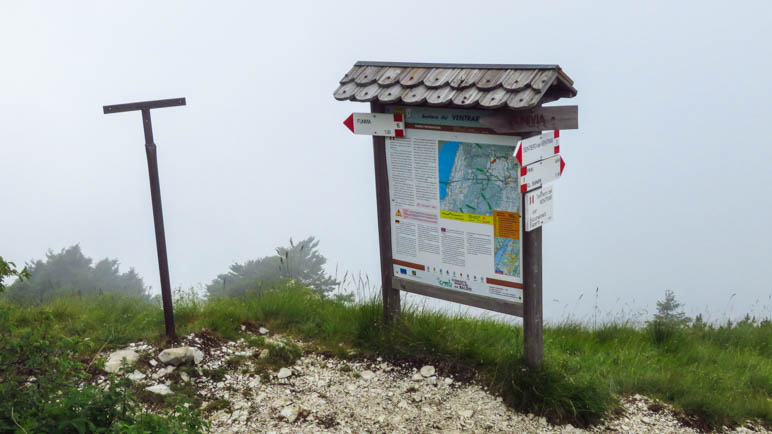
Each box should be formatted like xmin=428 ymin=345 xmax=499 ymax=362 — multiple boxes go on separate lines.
xmin=385 ymin=128 xmax=524 ymax=303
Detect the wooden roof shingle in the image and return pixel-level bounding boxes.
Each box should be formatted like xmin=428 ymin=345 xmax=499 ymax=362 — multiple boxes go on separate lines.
xmin=334 ymin=61 xmax=576 ymax=110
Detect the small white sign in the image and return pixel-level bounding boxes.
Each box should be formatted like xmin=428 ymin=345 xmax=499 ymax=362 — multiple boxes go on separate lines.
xmin=514 ymin=130 xmax=559 ymax=167
xmin=519 ymin=154 xmax=565 ymax=192
xmin=343 ymin=113 xmax=405 ymax=137
xmin=525 ymin=185 xmax=554 ymax=231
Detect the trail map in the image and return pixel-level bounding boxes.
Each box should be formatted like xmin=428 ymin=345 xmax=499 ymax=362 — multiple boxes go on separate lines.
xmin=438 ymin=141 xmax=521 ymax=215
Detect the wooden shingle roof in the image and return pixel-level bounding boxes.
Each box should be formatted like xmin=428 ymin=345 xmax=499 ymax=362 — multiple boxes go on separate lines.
xmin=334 ymin=61 xmax=577 ymax=110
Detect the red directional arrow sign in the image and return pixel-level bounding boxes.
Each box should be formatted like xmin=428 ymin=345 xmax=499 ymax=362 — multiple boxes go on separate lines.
xmin=343 ymin=113 xmax=405 ymax=137
xmin=519 ymin=154 xmax=565 ymax=193
xmin=514 ymin=130 xmax=559 ymax=167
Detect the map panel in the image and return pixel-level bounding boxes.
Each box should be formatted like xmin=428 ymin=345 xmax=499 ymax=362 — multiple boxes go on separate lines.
xmin=438 ymin=141 xmax=521 ymax=215
xmin=494 ymin=237 xmax=520 ymax=277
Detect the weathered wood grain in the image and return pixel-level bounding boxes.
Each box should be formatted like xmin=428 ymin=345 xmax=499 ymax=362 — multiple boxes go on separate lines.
xmin=501 ymin=70 xmax=538 ymax=90
xmin=401 ymin=85 xmax=429 ymax=104
xmin=530 ymin=70 xmax=558 ymax=91
xmin=340 ymin=65 xmax=364 ymax=84
xmin=377 ymin=83 xmax=405 ymax=103
xmin=425 ymin=86 xmax=457 ymax=106
xmin=477 ymin=87 xmax=510 ymax=108
xmin=452 ymin=86 xmax=483 ymax=107
xmin=377 ymin=67 xmax=405 ymax=86
xmin=400 ymin=68 xmax=430 ymax=87
xmin=477 ymin=69 xmax=508 ymax=90
xmin=370 ymin=102 xmax=401 ymax=323
xmin=478 ymin=105 xmax=579 ymax=133
xmin=523 ymin=220 xmax=543 ymax=368
xmin=423 ymin=68 xmax=461 ymax=88
xmin=354 ymin=83 xmax=382 ymax=102
xmin=355 ymin=66 xmax=383 ymax=85
xmin=333 ymin=82 xmax=359 ymax=101
xmin=393 ymin=277 xmax=524 ymax=317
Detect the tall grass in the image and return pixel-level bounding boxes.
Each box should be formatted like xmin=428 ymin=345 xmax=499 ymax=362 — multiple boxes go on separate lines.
xmin=2 ymin=286 xmax=770 ymax=429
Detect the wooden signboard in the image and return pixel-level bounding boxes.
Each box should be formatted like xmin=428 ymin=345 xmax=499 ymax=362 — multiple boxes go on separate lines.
xmin=336 ymin=61 xmax=579 ymax=370
xmin=374 ymin=104 xmax=528 ymax=317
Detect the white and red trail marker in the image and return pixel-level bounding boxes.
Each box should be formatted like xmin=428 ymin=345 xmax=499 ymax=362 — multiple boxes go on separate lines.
xmin=514 ymin=130 xmax=560 ymax=167
xmin=524 ymin=185 xmax=554 ymax=232
xmin=519 ymin=154 xmax=565 ymax=193
xmin=343 ymin=113 xmax=405 ymax=137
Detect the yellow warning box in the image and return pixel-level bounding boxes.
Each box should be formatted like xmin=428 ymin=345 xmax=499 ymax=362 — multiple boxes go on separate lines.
xmin=493 ymin=210 xmax=520 ymax=240
xmin=440 ymin=210 xmax=493 ymax=225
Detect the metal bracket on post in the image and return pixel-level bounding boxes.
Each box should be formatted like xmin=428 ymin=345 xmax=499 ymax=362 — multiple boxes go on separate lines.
xmin=103 ymin=97 xmax=186 ymax=340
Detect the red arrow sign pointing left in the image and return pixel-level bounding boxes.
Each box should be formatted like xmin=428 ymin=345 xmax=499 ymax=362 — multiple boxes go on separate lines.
xmin=343 ymin=114 xmax=355 ymax=133
xmin=342 ymin=113 xmax=405 ymax=137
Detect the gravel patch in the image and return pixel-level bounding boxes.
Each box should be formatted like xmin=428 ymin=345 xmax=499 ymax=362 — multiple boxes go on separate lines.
xmin=97 ymin=334 xmax=769 ymax=433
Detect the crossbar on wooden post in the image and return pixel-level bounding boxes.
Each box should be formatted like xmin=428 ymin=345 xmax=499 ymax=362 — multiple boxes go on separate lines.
xmin=370 ymin=102 xmax=401 ymax=323
xmin=103 ymin=97 xmax=186 ymax=340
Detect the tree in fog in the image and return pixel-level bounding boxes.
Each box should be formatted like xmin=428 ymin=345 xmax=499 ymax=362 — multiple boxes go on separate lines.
xmin=0 ymin=256 xmax=29 ymax=293
xmin=207 ymin=236 xmax=338 ymax=298
xmin=5 ymin=245 xmax=148 ymax=303
xmin=652 ymin=289 xmax=691 ymax=327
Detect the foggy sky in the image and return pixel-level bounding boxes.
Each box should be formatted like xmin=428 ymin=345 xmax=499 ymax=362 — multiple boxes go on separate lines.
xmin=2 ymin=1 xmax=771 ymax=323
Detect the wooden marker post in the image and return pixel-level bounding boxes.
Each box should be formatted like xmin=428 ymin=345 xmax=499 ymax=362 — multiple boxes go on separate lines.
xmin=519 ymin=130 xmax=545 ymax=369
xmin=370 ymin=102 xmax=401 ymax=323
xmin=103 ymin=97 xmax=186 ymax=339
xmin=522 ymin=217 xmax=544 ymax=368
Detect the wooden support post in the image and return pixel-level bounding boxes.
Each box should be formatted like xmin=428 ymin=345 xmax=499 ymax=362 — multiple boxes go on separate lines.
xmin=522 ymin=222 xmax=543 ymax=368
xmin=370 ymin=102 xmax=401 ymax=323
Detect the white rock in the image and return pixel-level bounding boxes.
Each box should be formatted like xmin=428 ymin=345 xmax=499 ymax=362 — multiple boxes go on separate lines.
xmin=411 ymin=373 xmax=423 ymax=381
xmin=145 ymin=384 xmax=173 ymax=395
xmin=419 ymin=365 xmax=436 ymax=377
xmin=104 ymin=349 xmax=139 ymax=373
xmin=127 ymin=370 xmax=146 ymax=381
xmin=158 ymin=347 xmax=191 ymax=366
xmin=277 ymin=368 xmax=293 ymax=379
xmin=259 ymin=349 xmax=270 ymax=359
xmin=152 ymin=366 xmax=175 ymax=379
xmin=361 ymin=370 xmax=376 ymax=380
xmin=180 ymin=372 xmax=190 ymax=383
xmin=158 ymin=347 xmax=203 ymax=366
xmin=259 ymin=327 xmax=269 ymax=335
xmin=148 ymin=359 xmax=158 ymax=367
xmin=458 ymin=409 xmax=474 ymax=418
xmin=240 ymin=325 xmax=246 ymax=331
xmin=190 ymin=347 xmax=204 ymax=365
xmin=444 ymin=377 xmax=453 ymax=385
xmin=279 ymin=405 xmax=300 ymax=423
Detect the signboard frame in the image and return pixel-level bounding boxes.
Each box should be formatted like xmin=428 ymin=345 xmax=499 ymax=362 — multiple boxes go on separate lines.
xmin=372 ymin=103 xmax=528 ymax=317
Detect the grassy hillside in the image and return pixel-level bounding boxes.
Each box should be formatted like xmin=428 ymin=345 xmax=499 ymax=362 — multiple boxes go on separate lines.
xmin=1 ymin=284 xmax=770 ymax=431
